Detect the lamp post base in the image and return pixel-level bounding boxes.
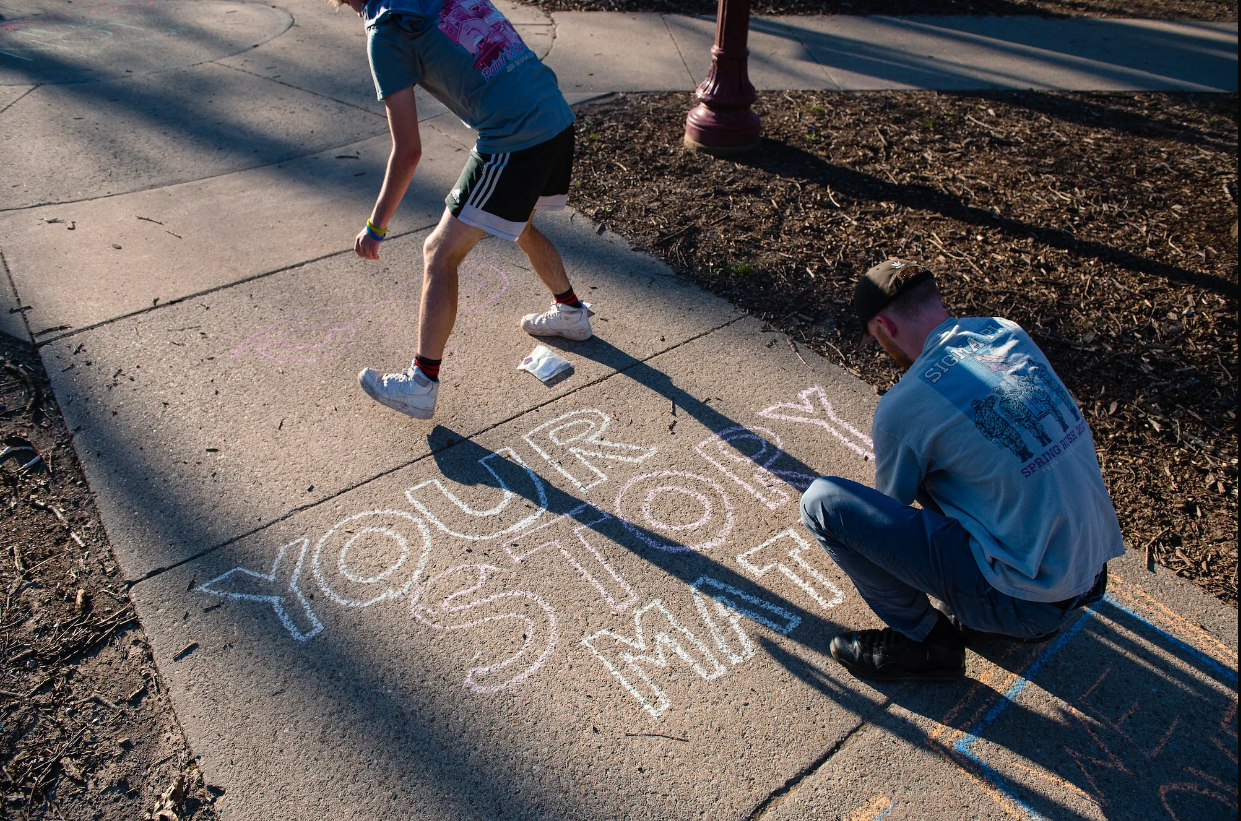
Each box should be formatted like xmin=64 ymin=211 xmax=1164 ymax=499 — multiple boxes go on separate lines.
xmin=683 ymin=133 xmax=760 ymax=156
xmin=684 ymin=103 xmax=761 ymax=156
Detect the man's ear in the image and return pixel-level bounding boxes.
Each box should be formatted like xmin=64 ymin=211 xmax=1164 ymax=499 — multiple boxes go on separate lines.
xmin=872 ymin=312 xmax=898 ymax=340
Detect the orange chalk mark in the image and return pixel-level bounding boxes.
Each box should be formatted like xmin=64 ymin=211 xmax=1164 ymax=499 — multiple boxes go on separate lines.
xmin=848 ymin=794 xmax=893 ymax=821
xmin=1108 ymin=574 xmax=1238 ymax=669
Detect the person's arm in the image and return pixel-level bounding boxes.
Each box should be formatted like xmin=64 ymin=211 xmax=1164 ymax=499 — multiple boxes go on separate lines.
xmin=354 ymin=86 xmax=422 ymax=260
xmin=872 ymin=424 xmax=924 ymax=506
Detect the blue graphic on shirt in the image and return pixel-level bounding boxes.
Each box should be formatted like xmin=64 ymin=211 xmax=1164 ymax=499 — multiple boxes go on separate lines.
xmin=918 ymin=320 xmax=1083 ymax=471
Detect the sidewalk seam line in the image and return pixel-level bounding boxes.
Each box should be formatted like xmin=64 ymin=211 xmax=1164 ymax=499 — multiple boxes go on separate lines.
xmin=0 ymin=84 xmax=37 ymax=117
xmin=0 ymin=133 xmax=396 ymax=215
xmin=0 ymin=248 xmax=34 ymax=343
xmin=126 ymin=312 xmax=747 ymax=587
xmin=747 ymin=699 xmax=891 ymax=820
xmin=210 ymin=59 xmax=388 ymax=120
xmin=661 ymin=14 xmax=696 ymax=87
xmin=30 ymin=223 xmax=439 ymax=347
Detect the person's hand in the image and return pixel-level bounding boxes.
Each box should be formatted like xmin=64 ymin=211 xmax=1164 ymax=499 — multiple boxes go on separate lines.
xmin=355 ymin=227 xmax=381 ymax=260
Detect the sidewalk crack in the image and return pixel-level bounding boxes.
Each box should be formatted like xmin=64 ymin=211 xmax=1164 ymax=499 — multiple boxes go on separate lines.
xmin=746 ymin=697 xmax=893 ymax=820
xmin=544 ymin=11 xmax=559 ymax=63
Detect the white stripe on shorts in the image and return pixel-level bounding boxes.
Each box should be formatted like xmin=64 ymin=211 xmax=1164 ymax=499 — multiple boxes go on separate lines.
xmin=466 ymin=154 xmax=500 ymax=210
xmin=472 ymin=152 xmax=510 ymax=211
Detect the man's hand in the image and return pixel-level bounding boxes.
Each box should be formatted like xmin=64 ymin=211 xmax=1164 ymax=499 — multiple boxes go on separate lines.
xmin=355 ymin=227 xmax=381 ymax=260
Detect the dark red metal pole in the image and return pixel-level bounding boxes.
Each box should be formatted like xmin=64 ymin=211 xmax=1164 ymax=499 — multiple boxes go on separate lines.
xmin=684 ymin=0 xmax=761 ymax=155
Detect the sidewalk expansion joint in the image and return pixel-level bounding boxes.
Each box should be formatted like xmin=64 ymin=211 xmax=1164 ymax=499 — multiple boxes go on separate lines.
xmin=27 ymin=222 xmax=439 ymax=348
xmin=745 ymin=694 xmax=896 ymax=821
xmin=210 ymin=60 xmax=388 ymax=121
xmin=0 ymin=132 xmax=390 ymax=216
xmin=0 ymin=248 xmax=34 ymax=343
xmin=661 ymin=14 xmax=696 ymax=87
xmin=0 ymin=84 xmax=38 ymax=117
xmin=545 ymin=13 xmax=559 ymax=62
xmin=125 ymin=311 xmax=748 ymax=588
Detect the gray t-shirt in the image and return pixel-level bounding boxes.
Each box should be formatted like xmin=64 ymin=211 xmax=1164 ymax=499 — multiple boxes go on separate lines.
xmin=364 ymin=0 xmax=574 ymax=153
xmin=872 ymin=317 xmax=1125 ymax=602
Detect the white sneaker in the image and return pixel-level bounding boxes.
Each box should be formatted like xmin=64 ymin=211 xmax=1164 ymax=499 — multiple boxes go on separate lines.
xmin=358 ymin=365 xmax=438 ymax=419
xmin=520 ymin=302 xmax=592 ymax=341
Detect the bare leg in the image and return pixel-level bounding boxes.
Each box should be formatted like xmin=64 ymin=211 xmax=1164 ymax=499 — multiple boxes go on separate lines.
xmin=418 ymin=210 xmax=486 ymax=360
xmin=515 ymin=220 xmax=572 ymax=295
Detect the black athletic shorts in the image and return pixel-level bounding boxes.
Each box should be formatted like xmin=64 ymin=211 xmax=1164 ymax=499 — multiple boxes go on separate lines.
xmin=446 ymin=124 xmax=575 ymax=242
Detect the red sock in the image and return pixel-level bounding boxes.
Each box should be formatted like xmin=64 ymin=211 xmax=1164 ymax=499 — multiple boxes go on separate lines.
xmin=414 ymin=355 xmax=441 ymax=381
xmin=553 ymin=288 xmax=582 ymax=308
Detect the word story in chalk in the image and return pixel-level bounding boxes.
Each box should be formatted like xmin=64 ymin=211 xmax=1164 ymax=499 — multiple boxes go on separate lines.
xmin=199 ymin=388 xmax=867 ymax=717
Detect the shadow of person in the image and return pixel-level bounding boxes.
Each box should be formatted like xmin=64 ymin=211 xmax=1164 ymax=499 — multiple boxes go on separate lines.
xmin=888 ymin=600 xmax=1239 ymax=821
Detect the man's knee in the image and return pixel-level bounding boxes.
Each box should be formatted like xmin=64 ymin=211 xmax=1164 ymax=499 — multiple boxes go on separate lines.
xmin=800 ymin=476 xmax=854 ymax=536
xmin=422 ymin=229 xmax=450 ymax=267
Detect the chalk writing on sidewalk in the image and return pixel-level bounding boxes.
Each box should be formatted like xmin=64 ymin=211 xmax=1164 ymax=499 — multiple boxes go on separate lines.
xmin=614 ymin=470 xmax=735 ymax=554
xmin=198 ymin=386 xmax=865 ymax=711
xmin=507 ymin=504 xmax=638 ymax=612
xmin=524 ymin=409 xmax=657 ymax=491
xmin=410 ymin=563 xmax=558 ymax=693
xmin=406 ymin=447 xmax=548 ymax=541
xmin=758 ymin=385 xmax=875 ymax=461
xmin=931 ymin=577 xmax=1238 ymax=821
xmin=581 ymin=576 xmax=800 ymax=717
xmin=695 ymin=426 xmax=815 ymax=510
xmin=198 ymin=536 xmax=322 ymax=642
xmin=737 ymin=529 xmax=844 ymax=612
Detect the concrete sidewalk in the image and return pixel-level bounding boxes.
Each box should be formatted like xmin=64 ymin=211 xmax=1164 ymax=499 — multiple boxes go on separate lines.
xmin=0 ymin=0 xmax=1236 ymax=818
xmin=548 ymin=13 xmax=1237 ymax=93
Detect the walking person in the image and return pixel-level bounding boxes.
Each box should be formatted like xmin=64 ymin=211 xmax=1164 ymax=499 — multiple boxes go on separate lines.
xmin=336 ymin=0 xmax=590 ymax=419
xmin=801 ymin=260 xmax=1124 ymax=682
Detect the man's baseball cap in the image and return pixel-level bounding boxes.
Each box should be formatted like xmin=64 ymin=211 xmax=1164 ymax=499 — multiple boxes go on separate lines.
xmin=852 ymin=259 xmax=935 ymax=342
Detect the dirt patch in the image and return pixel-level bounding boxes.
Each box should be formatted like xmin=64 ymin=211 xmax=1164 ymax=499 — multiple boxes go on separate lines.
xmin=0 ymin=339 xmax=218 ymax=820
xmin=520 ymin=0 xmax=1236 ymax=25
xmin=570 ymin=90 xmax=1238 ymax=604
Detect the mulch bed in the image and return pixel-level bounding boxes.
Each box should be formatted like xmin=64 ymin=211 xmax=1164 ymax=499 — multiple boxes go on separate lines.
xmin=520 ymin=0 xmax=1236 ymax=24
xmin=570 ymin=90 xmax=1238 ymax=605
xmin=0 ymin=340 xmax=218 ymax=820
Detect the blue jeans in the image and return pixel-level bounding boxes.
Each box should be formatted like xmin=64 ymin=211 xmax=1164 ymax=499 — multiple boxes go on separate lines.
xmin=800 ymin=476 xmax=1074 ymax=642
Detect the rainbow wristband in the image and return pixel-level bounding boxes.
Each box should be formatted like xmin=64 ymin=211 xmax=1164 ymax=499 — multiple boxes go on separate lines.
xmin=364 ymin=221 xmax=387 ymax=242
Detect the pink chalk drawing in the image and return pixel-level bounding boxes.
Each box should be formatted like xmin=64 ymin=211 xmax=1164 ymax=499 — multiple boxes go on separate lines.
xmin=437 ymin=0 xmax=528 ymax=79
xmin=229 ymin=256 xmax=510 ymax=364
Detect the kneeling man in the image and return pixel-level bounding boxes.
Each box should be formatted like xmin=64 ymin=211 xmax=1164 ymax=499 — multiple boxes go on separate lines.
xmin=801 ymin=260 xmax=1123 ymax=682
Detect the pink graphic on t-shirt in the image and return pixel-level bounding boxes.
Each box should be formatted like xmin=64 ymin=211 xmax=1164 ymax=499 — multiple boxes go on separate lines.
xmin=437 ymin=0 xmax=528 ymax=79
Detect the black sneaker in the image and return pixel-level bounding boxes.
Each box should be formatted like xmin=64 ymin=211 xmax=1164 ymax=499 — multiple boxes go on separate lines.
xmin=830 ymin=614 xmax=966 ymax=682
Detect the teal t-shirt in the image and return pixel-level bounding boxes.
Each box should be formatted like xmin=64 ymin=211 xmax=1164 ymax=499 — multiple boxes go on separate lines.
xmin=872 ymin=317 xmax=1125 ymax=602
xmin=364 ymin=0 xmax=574 ymax=154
